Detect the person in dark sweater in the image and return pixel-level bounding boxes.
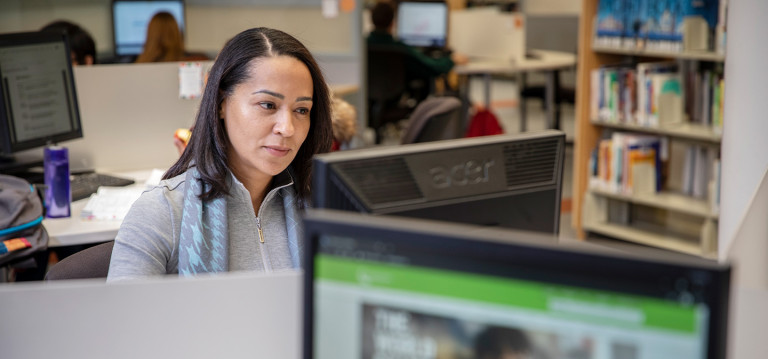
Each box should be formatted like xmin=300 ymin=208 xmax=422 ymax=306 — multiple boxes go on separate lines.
xmin=366 ymin=0 xmax=467 ymax=101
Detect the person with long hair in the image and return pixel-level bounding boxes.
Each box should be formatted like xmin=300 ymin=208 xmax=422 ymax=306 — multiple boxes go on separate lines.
xmin=134 ymin=11 xmax=185 ymax=63
xmin=108 ymin=27 xmax=333 ymax=280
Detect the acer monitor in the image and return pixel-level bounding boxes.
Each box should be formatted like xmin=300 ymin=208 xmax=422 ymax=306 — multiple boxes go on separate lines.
xmin=312 ymin=130 xmax=566 ymax=234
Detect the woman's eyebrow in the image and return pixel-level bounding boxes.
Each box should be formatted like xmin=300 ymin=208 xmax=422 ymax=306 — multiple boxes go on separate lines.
xmin=252 ymin=89 xmax=284 ymax=99
xmin=296 ymin=96 xmax=313 ymax=102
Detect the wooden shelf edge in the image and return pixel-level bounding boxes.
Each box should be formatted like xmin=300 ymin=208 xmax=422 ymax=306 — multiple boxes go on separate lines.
xmin=591 ymin=45 xmax=726 ymax=62
xmin=588 ymin=188 xmax=718 ymax=219
xmin=590 ymin=120 xmax=722 ymax=143
xmin=584 ymin=222 xmax=716 ymax=259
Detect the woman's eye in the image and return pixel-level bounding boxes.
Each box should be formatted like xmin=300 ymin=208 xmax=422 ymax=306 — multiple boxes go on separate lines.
xmin=259 ymin=102 xmax=276 ymax=110
xmin=296 ymin=108 xmax=310 ymax=115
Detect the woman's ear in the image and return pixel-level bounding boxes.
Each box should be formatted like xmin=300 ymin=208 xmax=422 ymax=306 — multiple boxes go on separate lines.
xmin=219 ymin=99 xmax=226 ymax=120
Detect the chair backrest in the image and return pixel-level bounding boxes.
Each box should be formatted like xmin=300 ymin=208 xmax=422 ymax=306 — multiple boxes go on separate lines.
xmin=45 ymin=241 xmax=114 ymax=280
xmin=367 ymin=44 xmax=409 ymax=102
xmin=367 ymin=44 xmax=412 ymax=134
xmin=401 ymin=96 xmax=463 ymax=144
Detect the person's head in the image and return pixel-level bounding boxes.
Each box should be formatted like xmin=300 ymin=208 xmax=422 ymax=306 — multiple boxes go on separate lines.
xmin=330 ymin=96 xmax=357 ymax=151
xmin=474 ymin=326 xmax=532 ymax=359
xmin=40 ymin=20 xmax=96 ymax=65
xmin=135 ymin=11 xmax=184 ymax=63
xmin=166 ymin=27 xmax=333 ymax=204
xmin=371 ymin=1 xmax=396 ymax=32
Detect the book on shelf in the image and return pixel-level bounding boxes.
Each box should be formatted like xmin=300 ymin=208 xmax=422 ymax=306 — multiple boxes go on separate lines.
xmin=591 ymin=60 xmax=723 ymax=133
xmin=709 ymin=158 xmax=721 ymax=215
xmin=589 ymin=132 xmax=665 ymax=196
xmin=595 ymin=0 xmax=626 ymax=48
xmin=715 ymin=0 xmax=728 ymax=54
xmin=680 ymin=144 xmax=719 ymax=200
xmin=594 ymin=0 xmax=722 ymax=52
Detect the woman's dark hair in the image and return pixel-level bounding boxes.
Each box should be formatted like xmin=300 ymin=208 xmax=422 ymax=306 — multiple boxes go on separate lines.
xmin=165 ymin=27 xmax=333 ymax=204
xmin=41 ymin=20 xmax=97 ymax=65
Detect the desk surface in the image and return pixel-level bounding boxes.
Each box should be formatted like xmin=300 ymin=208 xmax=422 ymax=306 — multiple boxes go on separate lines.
xmin=43 ymin=169 xmax=154 ymax=248
xmin=453 ymin=49 xmax=576 ymax=75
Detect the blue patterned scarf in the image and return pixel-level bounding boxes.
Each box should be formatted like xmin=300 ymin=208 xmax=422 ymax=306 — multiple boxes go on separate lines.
xmin=178 ymin=168 xmax=229 ymax=275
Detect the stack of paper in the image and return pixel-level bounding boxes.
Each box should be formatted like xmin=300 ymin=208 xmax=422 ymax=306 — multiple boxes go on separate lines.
xmin=81 ymin=187 xmax=145 ymax=221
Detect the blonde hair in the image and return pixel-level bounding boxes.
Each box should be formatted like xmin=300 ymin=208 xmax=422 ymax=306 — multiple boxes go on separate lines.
xmin=331 ymin=96 xmax=357 ymax=144
xmin=135 ymin=12 xmax=185 ymax=63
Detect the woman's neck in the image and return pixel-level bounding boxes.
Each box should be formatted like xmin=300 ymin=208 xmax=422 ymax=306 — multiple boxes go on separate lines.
xmin=231 ymin=167 xmax=273 ymax=215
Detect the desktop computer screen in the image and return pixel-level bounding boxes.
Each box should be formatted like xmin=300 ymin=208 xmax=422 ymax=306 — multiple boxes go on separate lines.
xmin=112 ymin=0 xmax=186 ymax=57
xmin=396 ymin=1 xmax=449 ymax=48
xmin=303 ymin=210 xmax=731 ymax=359
xmin=0 ymin=31 xmax=82 ymax=168
xmin=312 ymin=130 xmax=566 ymax=234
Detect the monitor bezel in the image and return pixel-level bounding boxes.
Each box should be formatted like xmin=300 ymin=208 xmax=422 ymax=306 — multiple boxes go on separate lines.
xmin=0 ymin=31 xmax=83 ymax=156
xmin=110 ymin=0 xmax=187 ymax=58
xmin=396 ymin=0 xmax=449 ymax=48
xmin=302 ymin=209 xmax=731 ymax=359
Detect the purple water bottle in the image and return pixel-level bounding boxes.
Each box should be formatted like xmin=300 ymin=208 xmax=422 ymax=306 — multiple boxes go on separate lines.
xmin=44 ymin=146 xmax=71 ymax=218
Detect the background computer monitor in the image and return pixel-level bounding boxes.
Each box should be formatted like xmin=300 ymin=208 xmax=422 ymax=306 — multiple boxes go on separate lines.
xmin=312 ymin=130 xmax=566 ymax=234
xmin=111 ymin=0 xmax=186 ymax=57
xmin=396 ymin=1 xmax=448 ymax=48
xmin=303 ymin=209 xmax=732 ymax=359
xmin=0 ymin=31 xmax=82 ymax=171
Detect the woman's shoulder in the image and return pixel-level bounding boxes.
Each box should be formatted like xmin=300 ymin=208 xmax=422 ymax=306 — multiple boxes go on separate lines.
xmin=134 ymin=171 xmax=187 ymax=208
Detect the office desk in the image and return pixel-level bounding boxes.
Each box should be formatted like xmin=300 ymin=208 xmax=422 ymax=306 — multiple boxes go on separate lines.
xmin=43 ymin=170 xmax=154 ymax=248
xmin=453 ymin=49 xmax=577 ymax=132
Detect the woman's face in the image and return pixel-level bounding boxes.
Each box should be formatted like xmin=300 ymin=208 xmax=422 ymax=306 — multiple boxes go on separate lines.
xmin=221 ymin=55 xmax=313 ymax=181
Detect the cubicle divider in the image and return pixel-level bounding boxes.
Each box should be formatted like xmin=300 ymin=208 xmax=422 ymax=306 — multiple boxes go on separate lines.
xmin=67 ymin=62 xmax=204 ymax=172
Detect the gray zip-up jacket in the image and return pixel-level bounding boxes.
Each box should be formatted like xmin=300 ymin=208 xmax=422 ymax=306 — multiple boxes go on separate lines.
xmin=107 ymin=170 xmax=300 ymax=282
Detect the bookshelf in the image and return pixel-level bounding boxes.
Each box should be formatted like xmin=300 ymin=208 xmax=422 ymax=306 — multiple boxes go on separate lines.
xmin=573 ymin=0 xmax=724 ymax=258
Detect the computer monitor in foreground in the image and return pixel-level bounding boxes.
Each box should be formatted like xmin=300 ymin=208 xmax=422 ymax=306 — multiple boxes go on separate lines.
xmin=0 ymin=31 xmax=82 ymax=170
xmin=112 ymin=0 xmax=186 ymax=57
xmin=303 ymin=209 xmax=731 ymax=359
xmin=312 ymin=130 xmax=566 ymax=234
xmin=396 ymin=1 xmax=449 ymax=48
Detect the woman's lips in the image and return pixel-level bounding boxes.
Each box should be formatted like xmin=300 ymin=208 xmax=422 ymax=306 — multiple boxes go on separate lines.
xmin=264 ymin=146 xmax=290 ymax=157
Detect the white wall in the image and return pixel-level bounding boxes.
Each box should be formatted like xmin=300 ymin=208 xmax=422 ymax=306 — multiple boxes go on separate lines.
xmin=719 ymin=0 xmax=768 ymax=260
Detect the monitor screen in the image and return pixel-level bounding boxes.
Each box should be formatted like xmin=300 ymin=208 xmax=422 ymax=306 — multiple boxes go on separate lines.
xmin=312 ymin=130 xmax=566 ymax=235
xmin=112 ymin=0 xmax=186 ymax=56
xmin=396 ymin=1 xmax=448 ymax=48
xmin=303 ymin=210 xmax=731 ymax=359
xmin=0 ymin=31 xmax=82 ymax=160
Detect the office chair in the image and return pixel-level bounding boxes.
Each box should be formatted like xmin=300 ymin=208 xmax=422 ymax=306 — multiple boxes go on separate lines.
xmin=45 ymin=240 xmax=114 ymax=280
xmin=367 ymin=44 xmax=415 ymax=140
xmin=400 ymin=96 xmax=463 ymax=144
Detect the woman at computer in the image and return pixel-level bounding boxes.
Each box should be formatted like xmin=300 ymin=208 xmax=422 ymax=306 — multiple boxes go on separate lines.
xmin=134 ymin=11 xmax=187 ymax=63
xmin=107 ymin=27 xmax=333 ymax=280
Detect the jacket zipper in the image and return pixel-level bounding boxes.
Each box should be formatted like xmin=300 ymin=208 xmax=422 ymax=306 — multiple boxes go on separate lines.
xmin=256 ymin=216 xmax=272 ymax=272
xmin=256 ymin=217 xmax=265 ymax=243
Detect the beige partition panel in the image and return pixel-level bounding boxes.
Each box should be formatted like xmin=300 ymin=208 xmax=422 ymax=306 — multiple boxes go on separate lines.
xmin=65 ymin=62 xmax=204 ymax=172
